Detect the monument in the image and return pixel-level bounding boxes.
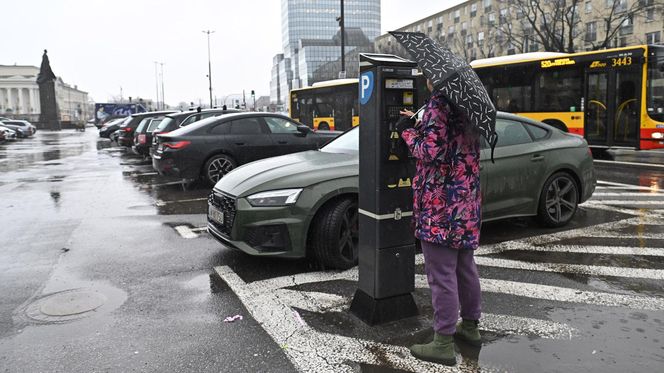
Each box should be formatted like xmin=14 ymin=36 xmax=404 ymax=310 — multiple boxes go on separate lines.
xmin=36 ymin=50 xmax=60 ymax=130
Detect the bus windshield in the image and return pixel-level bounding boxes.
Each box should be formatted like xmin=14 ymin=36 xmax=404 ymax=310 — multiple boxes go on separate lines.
xmin=647 ymin=46 xmax=664 ymax=122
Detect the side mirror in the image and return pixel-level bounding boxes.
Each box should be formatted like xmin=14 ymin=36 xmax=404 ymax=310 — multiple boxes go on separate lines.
xmin=296 ymin=125 xmax=312 ymax=136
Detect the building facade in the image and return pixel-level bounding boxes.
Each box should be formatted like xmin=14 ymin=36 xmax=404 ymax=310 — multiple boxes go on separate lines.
xmin=0 ymin=64 xmax=89 ymax=125
xmin=270 ymin=0 xmax=381 ymax=107
xmin=376 ymin=0 xmax=663 ymax=62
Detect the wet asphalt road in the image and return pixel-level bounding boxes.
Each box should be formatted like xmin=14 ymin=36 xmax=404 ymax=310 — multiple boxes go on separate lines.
xmin=1 ymin=128 xmax=663 ymax=372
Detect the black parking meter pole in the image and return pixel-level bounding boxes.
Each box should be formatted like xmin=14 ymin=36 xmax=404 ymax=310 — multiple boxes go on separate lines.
xmin=350 ymin=53 xmax=420 ymax=325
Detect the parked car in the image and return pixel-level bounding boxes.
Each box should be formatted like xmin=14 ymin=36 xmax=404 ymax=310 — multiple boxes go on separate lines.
xmin=0 ymin=120 xmax=36 ymax=138
xmin=132 ymin=116 xmax=164 ymax=156
xmin=149 ymin=108 xmax=240 ymax=155
xmin=0 ymin=125 xmax=18 ymax=141
xmin=152 ymin=112 xmax=340 ymax=185
xmin=117 ymin=110 xmax=175 ymax=147
xmin=98 ymin=117 xmax=128 ymax=138
xmin=207 ymin=112 xmax=596 ymax=269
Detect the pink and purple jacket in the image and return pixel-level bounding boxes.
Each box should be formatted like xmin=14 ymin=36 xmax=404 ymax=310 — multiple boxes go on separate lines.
xmin=401 ymin=93 xmax=482 ymax=250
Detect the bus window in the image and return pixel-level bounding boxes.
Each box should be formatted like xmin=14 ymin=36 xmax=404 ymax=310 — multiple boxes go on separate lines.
xmin=536 ymin=69 xmax=583 ymax=112
xmin=479 ymin=67 xmax=533 ymax=112
xmin=646 ymin=47 xmax=664 ymax=122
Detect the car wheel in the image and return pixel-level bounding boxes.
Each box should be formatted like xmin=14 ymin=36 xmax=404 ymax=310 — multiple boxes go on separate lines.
xmin=309 ymin=198 xmax=358 ymax=270
xmin=204 ymin=154 xmax=237 ymax=185
xmin=536 ymin=172 xmax=579 ymax=228
xmin=318 ymin=122 xmax=330 ymax=131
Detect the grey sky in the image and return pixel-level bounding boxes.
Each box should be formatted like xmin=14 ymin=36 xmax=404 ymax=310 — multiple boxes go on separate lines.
xmin=2 ymin=0 xmax=462 ymax=105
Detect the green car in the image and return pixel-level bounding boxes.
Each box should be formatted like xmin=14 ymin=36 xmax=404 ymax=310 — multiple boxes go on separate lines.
xmin=207 ymin=112 xmax=596 ymax=269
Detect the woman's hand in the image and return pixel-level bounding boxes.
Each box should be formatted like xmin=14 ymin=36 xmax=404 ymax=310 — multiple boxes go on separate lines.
xmin=399 ymin=109 xmax=416 ymax=118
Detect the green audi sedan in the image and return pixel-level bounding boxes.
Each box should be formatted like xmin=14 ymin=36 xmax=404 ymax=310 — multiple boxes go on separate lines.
xmin=207 ymin=112 xmax=595 ymax=269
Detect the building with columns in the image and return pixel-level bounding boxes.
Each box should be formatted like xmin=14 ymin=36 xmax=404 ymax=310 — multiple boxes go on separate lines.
xmin=0 ymin=64 xmax=89 ymax=124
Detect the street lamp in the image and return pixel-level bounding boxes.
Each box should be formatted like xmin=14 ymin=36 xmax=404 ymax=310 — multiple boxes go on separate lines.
xmin=203 ymin=30 xmax=215 ymax=108
xmin=336 ymin=0 xmax=346 ymax=79
xmin=153 ymin=61 xmax=160 ymax=110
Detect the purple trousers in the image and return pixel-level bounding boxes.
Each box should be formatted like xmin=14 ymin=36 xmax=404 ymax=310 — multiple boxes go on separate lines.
xmin=421 ymin=240 xmax=482 ymax=335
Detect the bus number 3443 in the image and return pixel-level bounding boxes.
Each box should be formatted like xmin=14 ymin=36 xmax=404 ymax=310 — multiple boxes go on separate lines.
xmin=612 ymin=57 xmax=632 ymax=67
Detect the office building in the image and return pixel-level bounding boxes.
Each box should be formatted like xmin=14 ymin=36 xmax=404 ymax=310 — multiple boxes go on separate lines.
xmin=270 ymin=0 xmax=381 ymax=106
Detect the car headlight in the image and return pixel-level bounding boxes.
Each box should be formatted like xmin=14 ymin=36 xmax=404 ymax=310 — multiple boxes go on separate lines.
xmin=247 ymin=189 xmax=303 ymax=207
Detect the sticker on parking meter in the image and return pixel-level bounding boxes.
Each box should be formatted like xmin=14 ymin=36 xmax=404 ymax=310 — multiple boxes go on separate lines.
xmin=360 ymin=71 xmax=374 ymax=105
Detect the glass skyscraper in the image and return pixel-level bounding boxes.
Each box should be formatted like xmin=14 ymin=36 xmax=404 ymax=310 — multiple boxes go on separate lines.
xmin=270 ymin=0 xmax=381 ymax=106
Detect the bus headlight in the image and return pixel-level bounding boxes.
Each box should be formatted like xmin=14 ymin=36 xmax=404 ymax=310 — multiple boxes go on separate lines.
xmin=652 ymin=132 xmax=664 ymax=139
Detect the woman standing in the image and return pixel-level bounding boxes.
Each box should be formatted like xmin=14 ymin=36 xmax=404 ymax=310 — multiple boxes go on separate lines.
xmin=397 ymin=78 xmax=482 ymax=366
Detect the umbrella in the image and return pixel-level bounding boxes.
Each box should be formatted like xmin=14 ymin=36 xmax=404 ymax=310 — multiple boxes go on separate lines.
xmin=389 ymin=31 xmax=498 ymax=157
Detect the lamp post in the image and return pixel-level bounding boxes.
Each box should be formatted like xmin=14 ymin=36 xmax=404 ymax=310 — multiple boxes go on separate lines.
xmin=153 ymin=61 xmax=160 ymax=110
xmin=203 ymin=30 xmax=215 ymax=108
xmin=160 ymin=62 xmax=165 ymax=109
xmin=336 ymin=0 xmax=346 ymax=79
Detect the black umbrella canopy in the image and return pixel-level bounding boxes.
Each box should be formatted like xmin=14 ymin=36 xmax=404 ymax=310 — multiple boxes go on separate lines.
xmin=389 ymin=31 xmax=498 ymax=151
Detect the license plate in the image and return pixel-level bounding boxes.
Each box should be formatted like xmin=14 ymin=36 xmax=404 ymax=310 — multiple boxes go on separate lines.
xmin=208 ymin=205 xmax=225 ymax=225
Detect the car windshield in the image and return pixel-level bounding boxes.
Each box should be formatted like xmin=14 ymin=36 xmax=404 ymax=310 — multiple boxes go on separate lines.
xmin=154 ymin=117 xmax=175 ymax=132
xmin=320 ymin=126 xmax=358 ymax=154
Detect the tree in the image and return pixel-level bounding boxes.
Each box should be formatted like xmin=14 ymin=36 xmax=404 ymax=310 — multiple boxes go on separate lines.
xmin=496 ymin=0 xmax=662 ymax=53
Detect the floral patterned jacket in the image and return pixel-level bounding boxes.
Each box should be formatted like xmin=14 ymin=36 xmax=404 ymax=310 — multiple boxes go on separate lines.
xmin=401 ymin=92 xmax=482 ymax=250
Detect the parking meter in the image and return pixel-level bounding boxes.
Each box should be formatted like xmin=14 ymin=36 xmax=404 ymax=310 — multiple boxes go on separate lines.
xmin=350 ymin=53 xmax=424 ymax=325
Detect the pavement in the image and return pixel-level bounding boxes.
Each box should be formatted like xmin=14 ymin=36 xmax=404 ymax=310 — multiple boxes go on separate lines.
xmin=0 ymin=128 xmax=663 ymax=372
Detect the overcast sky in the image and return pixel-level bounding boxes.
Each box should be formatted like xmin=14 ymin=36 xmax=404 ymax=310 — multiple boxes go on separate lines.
xmin=2 ymin=0 xmax=463 ymax=105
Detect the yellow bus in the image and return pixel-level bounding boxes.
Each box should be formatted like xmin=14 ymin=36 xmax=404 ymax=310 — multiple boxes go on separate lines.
xmin=471 ymin=45 xmax=664 ymax=150
xmin=289 ymin=79 xmax=359 ymax=131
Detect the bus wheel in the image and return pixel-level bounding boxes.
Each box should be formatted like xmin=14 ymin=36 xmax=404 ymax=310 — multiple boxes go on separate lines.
xmin=318 ymin=122 xmax=330 ymax=131
xmin=542 ymin=119 xmax=568 ymax=132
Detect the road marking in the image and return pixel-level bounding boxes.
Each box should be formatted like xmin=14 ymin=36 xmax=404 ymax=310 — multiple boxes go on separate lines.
xmin=594 ymin=159 xmax=664 ymax=169
xmin=582 ymin=200 xmax=664 ymax=207
xmin=174 ymin=225 xmax=198 ymax=239
xmin=592 ymin=192 xmax=664 ymax=197
xmin=477 ymin=242 xmax=664 ymax=257
xmin=155 ymin=197 xmax=208 ymax=206
xmin=474 ymin=257 xmax=664 ymax=280
xmin=416 ymin=277 xmax=664 ymax=311
xmin=596 ymin=180 xmax=662 ymax=192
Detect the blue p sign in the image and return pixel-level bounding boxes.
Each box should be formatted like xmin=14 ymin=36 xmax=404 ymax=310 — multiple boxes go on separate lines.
xmin=359 ymin=71 xmax=374 ymax=105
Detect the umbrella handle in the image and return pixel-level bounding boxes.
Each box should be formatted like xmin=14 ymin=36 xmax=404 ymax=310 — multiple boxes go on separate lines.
xmin=409 ymin=105 xmax=426 ymax=120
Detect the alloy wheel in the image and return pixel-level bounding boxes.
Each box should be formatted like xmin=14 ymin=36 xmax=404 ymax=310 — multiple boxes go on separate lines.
xmin=207 ymin=157 xmax=235 ymax=184
xmin=544 ymin=176 xmax=578 ymax=224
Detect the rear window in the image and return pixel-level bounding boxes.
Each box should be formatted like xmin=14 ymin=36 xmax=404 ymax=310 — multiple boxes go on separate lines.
xmin=155 ymin=117 xmax=175 ymax=132
xmin=135 ymin=118 xmax=151 ymax=133
xmin=148 ymin=119 xmax=163 ymax=131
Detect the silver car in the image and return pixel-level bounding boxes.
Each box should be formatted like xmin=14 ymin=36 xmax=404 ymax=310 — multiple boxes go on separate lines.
xmin=0 ymin=120 xmax=36 ymax=138
xmin=0 ymin=125 xmax=18 ymax=141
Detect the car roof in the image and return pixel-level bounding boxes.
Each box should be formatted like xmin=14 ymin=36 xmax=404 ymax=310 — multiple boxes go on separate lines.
xmin=496 ymin=111 xmax=556 ymax=130
xmin=131 ymin=110 xmax=175 ymax=118
xmin=211 ymin=111 xmax=295 ymax=122
xmin=165 ymin=108 xmax=240 ymax=119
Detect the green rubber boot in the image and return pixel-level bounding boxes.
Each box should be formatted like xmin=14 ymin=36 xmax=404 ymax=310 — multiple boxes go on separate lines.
xmin=455 ymin=319 xmax=482 ymax=347
xmin=409 ymin=333 xmax=456 ymax=366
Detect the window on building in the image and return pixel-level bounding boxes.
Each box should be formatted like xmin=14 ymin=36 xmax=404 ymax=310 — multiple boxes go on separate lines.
xmin=467 ymin=35 xmax=473 ymax=48
xmin=646 ymin=31 xmax=661 ymax=44
xmin=616 ymin=0 xmax=628 ymax=12
xmin=585 ymin=1 xmax=592 ymax=13
xmin=488 ymin=13 xmax=496 ymax=26
xmin=619 ymin=15 xmax=633 ymax=35
xmin=507 ymin=42 xmax=517 ymax=55
xmin=585 ymin=22 xmax=597 ymax=42
xmin=478 ymin=31 xmax=485 ymax=47
xmin=499 ymin=8 xmax=508 ymax=24
xmin=471 ymin=3 xmax=477 ymax=17
xmin=428 ymin=20 xmax=433 ymax=32
xmin=448 ymin=25 xmax=455 ymax=36
xmin=454 ymin=9 xmax=461 ymax=23
xmin=646 ymin=8 xmax=655 ymax=22
xmin=483 ymin=0 xmax=492 ymax=12
xmin=462 ymin=21 xmax=468 ymax=32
